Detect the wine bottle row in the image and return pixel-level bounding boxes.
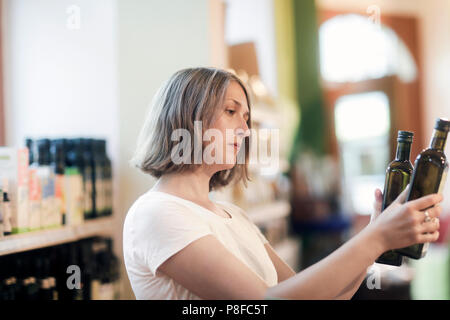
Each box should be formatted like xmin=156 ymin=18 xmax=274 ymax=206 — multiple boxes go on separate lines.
xmin=376 ymin=118 xmax=449 ymax=266
xmin=0 ymin=138 xmax=113 ymax=237
xmin=0 ymin=236 xmax=120 ymax=300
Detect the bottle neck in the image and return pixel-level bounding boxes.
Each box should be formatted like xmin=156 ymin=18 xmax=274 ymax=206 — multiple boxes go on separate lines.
xmin=430 ymin=129 xmax=448 ymax=151
xmin=396 ymin=141 xmax=412 ymax=161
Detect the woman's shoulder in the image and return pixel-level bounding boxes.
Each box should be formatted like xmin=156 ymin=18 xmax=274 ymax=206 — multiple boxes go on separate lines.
xmin=126 ymin=191 xmax=200 ymax=221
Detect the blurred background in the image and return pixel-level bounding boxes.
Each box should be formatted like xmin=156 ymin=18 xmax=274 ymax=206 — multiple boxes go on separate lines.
xmin=1 ymin=0 xmax=450 ymax=300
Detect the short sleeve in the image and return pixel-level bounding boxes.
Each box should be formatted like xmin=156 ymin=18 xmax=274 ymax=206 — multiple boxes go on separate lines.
xmin=130 ymin=198 xmax=213 ymax=276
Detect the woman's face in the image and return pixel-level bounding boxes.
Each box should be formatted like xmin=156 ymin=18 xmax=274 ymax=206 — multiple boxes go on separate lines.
xmin=204 ymin=81 xmax=250 ymax=171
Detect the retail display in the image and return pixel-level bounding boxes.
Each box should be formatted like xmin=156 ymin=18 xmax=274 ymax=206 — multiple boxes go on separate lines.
xmin=0 ymin=138 xmax=113 ymax=237
xmin=0 ymin=237 xmax=120 ymax=300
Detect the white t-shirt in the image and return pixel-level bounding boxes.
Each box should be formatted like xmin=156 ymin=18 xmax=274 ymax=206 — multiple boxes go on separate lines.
xmin=123 ymin=190 xmax=278 ymax=300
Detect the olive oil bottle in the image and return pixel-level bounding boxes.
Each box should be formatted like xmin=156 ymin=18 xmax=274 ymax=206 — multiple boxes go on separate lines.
xmin=376 ymin=131 xmax=414 ymax=266
xmin=396 ymin=118 xmax=450 ymax=259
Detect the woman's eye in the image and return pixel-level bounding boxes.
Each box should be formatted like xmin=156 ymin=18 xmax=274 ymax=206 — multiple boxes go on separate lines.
xmin=226 ymin=109 xmax=235 ymax=115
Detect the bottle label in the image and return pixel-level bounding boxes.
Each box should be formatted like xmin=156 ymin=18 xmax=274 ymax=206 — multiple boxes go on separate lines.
xmin=55 ymin=174 xmax=65 ymax=225
xmin=28 ymin=169 xmax=42 ymax=231
xmin=64 ymin=170 xmax=84 ymax=225
xmin=84 ymin=167 xmax=93 ymax=216
xmin=105 ymin=178 xmax=112 ymax=213
xmin=96 ymin=166 xmax=105 ymax=215
xmin=2 ymin=201 xmax=12 ymax=233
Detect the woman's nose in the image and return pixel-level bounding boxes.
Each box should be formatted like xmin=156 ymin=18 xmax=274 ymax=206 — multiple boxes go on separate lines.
xmin=236 ymin=120 xmax=250 ymax=138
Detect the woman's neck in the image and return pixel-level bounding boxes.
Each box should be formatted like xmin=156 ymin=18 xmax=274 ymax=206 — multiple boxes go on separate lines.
xmin=152 ymin=168 xmax=214 ymax=203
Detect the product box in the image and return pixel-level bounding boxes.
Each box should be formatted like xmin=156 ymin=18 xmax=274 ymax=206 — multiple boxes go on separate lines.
xmin=28 ymin=168 xmax=41 ymax=231
xmin=0 ymin=148 xmax=29 ymax=234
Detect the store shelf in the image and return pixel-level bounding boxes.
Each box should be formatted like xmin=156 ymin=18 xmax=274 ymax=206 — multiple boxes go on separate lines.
xmin=246 ymin=200 xmax=291 ymax=227
xmin=0 ymin=217 xmax=115 ymax=256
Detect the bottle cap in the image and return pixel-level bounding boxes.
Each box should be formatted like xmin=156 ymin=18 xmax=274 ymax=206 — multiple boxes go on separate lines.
xmin=435 ymin=118 xmax=450 ymax=132
xmin=397 ymin=131 xmax=414 ymax=143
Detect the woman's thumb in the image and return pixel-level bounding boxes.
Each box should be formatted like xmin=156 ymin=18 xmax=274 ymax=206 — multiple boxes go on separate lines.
xmin=393 ymin=184 xmax=410 ymax=205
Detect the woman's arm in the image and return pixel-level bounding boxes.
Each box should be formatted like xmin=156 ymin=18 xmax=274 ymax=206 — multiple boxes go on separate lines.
xmin=331 ymin=188 xmax=386 ymax=300
xmin=264 ymin=223 xmax=383 ymax=299
xmin=158 ymin=192 xmax=442 ymax=300
xmin=264 ymin=243 xmax=296 ymax=282
xmin=265 ymin=241 xmax=366 ymax=300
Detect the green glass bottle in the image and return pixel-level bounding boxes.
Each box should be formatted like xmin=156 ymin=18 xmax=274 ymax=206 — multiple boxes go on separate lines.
xmin=376 ymin=131 xmax=414 ymax=266
xmin=396 ymin=118 xmax=450 ymax=259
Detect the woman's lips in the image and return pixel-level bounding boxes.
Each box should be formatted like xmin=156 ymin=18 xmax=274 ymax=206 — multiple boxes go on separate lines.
xmin=228 ymin=143 xmax=241 ymax=151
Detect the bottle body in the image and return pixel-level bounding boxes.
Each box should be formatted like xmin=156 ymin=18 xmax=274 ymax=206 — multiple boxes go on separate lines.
xmin=396 ymin=119 xmax=449 ymax=259
xmin=376 ymin=131 xmax=413 ymax=266
xmin=376 ymin=161 xmax=413 ymax=265
xmin=395 ymin=149 xmax=448 ymax=259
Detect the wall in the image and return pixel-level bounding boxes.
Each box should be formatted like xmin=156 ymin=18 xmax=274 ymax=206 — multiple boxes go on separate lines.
xmin=224 ymin=0 xmax=278 ymax=97
xmin=3 ymin=0 xmax=119 ymax=156
xmin=116 ymin=0 xmax=211 ymax=299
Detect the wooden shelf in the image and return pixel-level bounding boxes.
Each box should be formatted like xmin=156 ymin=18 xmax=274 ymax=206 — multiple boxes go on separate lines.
xmin=0 ymin=217 xmax=115 ymax=256
xmin=246 ymin=200 xmax=291 ymax=226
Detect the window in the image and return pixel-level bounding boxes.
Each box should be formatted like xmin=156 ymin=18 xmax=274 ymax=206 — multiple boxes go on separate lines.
xmin=319 ymin=14 xmax=417 ymax=83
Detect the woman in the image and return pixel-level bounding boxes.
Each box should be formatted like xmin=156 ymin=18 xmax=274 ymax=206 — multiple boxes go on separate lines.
xmin=123 ymin=67 xmax=442 ymax=300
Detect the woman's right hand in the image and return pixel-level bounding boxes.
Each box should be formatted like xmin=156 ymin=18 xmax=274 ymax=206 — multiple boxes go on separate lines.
xmin=368 ymin=186 xmax=443 ymax=252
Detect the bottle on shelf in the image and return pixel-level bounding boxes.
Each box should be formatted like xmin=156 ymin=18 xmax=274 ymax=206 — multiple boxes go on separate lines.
xmin=81 ymin=139 xmax=96 ymax=220
xmin=0 ymin=146 xmax=29 ymax=234
xmin=26 ymin=138 xmax=34 ymax=166
xmin=16 ymin=253 xmax=40 ymax=300
xmin=27 ymin=139 xmax=42 ymax=230
xmin=376 ymin=131 xmax=414 ymax=266
xmin=50 ymin=139 xmax=66 ymax=226
xmin=1 ymin=178 xmax=13 ymax=236
xmin=396 ymin=118 xmax=450 ymax=259
xmin=0 ymin=184 xmax=4 ymax=238
xmin=0 ymin=256 xmax=19 ymax=300
xmin=33 ymin=139 xmax=59 ymax=230
xmin=63 ymin=140 xmax=85 ymax=226
xmin=93 ymin=140 xmax=105 ymax=218
xmin=0 ymin=237 xmax=120 ymax=300
xmin=101 ymin=140 xmax=113 ymax=217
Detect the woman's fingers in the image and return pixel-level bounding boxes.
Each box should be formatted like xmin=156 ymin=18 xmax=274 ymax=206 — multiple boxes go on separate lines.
xmin=418 ymin=205 xmax=442 ymax=222
xmin=417 ymin=231 xmax=440 ymax=244
xmin=373 ymin=189 xmax=383 ymax=215
xmin=407 ymin=193 xmax=443 ymax=211
xmin=419 ymin=218 xmax=440 ymax=234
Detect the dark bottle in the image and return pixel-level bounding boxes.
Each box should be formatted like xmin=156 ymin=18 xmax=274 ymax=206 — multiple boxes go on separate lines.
xmin=68 ymin=139 xmax=94 ymax=220
xmin=50 ymin=139 xmax=66 ymax=225
xmin=81 ymin=139 xmax=96 ymax=219
xmin=93 ymin=140 xmax=105 ymax=218
xmin=0 ymin=256 xmax=18 ymax=300
xmin=25 ymin=138 xmax=35 ymax=165
xmin=396 ymin=118 xmax=450 ymax=259
xmin=102 ymin=140 xmax=113 ymax=217
xmin=94 ymin=140 xmax=113 ymax=217
xmin=17 ymin=253 xmax=40 ymax=300
xmin=376 ymin=131 xmax=414 ymax=266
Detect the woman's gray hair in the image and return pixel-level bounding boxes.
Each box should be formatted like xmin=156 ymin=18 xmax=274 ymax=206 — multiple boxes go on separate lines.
xmin=130 ymin=67 xmax=252 ymax=191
